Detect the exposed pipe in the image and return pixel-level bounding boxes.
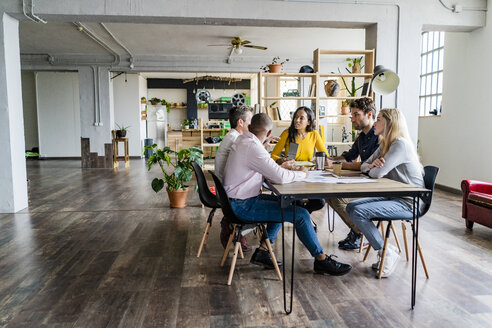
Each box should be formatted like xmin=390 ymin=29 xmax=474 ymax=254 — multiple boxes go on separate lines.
xmin=91 ymin=66 xmax=100 ymax=126
xmin=73 ymin=22 xmax=120 ymax=67
xmin=100 ymin=23 xmax=135 ymax=69
xmin=22 ymin=0 xmax=47 ymax=23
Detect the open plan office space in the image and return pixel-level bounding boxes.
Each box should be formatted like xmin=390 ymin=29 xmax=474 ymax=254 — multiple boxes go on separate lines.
xmin=0 ymin=1 xmax=491 ymax=327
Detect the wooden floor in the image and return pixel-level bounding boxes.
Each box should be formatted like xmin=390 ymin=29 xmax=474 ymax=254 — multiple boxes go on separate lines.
xmin=1 ymin=159 xmax=491 ymax=327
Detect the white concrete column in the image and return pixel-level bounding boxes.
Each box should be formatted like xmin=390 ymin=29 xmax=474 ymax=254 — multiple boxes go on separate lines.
xmin=0 ymin=13 xmax=28 ymax=213
xmin=78 ymin=66 xmax=113 ymax=155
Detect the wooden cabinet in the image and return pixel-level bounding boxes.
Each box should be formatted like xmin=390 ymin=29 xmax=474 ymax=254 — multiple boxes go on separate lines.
xmin=167 ymin=132 xmax=182 ymax=152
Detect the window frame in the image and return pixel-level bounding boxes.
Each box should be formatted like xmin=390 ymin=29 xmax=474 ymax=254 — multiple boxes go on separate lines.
xmin=419 ymin=31 xmax=444 ymax=117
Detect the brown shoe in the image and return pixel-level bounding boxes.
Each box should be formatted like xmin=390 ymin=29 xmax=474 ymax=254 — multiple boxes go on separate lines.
xmin=240 ymin=236 xmax=252 ymax=252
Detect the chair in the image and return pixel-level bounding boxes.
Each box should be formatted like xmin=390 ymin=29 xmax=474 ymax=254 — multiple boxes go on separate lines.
xmin=461 ymin=179 xmax=492 ymax=229
xmin=363 ymin=166 xmax=439 ymax=279
xmin=210 ymin=172 xmax=283 ymax=285
xmin=191 ymin=161 xmax=220 ymax=257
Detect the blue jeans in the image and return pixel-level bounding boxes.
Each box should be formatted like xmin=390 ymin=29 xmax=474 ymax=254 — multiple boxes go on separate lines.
xmin=346 ymin=197 xmax=414 ymax=250
xmin=230 ymin=194 xmax=324 ymax=257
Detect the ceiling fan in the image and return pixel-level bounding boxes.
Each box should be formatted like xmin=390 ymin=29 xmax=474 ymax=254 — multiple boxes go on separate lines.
xmin=208 ymin=36 xmax=267 ymax=55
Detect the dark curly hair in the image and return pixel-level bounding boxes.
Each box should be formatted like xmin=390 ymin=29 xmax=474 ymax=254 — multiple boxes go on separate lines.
xmin=350 ymin=97 xmax=376 ymax=118
xmin=287 ymin=106 xmax=315 ymax=143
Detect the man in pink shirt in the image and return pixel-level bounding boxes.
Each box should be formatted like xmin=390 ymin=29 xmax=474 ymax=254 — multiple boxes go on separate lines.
xmin=223 ymin=113 xmax=352 ymax=275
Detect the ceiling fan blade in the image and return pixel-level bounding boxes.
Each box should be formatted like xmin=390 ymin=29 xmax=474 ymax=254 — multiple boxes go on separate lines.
xmin=244 ymin=45 xmax=268 ymax=50
xmin=240 ymin=40 xmax=251 ymax=45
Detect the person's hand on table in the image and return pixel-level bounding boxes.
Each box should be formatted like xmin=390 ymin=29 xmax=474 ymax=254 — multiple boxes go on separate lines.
xmin=276 ymin=157 xmax=291 ymax=165
xmin=369 ymin=157 xmax=385 ymax=169
xmin=324 ymin=158 xmax=334 ymax=169
xmin=296 ymin=165 xmax=309 ymax=178
xmin=280 ymin=159 xmax=296 ymax=170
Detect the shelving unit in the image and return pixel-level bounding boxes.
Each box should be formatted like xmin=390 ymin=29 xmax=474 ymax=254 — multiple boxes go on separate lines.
xmin=258 ymin=48 xmax=374 ymax=149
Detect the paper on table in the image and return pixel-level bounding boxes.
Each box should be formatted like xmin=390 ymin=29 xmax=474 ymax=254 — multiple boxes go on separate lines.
xmin=303 ymin=171 xmax=376 ymax=184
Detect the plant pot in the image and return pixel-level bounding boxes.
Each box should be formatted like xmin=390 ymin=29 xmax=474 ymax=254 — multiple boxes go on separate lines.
xmin=341 ymin=106 xmax=351 ymax=115
xmin=184 ymin=125 xmax=189 ymax=130
xmin=352 ymin=64 xmax=361 ymax=74
xmin=268 ymin=64 xmax=282 ymax=73
xmin=141 ymin=100 xmax=147 ymax=104
xmin=167 ymin=188 xmax=189 ymax=208
xmin=116 ymin=130 xmax=127 ymax=138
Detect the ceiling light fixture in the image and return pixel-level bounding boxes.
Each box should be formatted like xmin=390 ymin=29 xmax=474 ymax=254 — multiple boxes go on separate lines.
xmin=234 ymin=47 xmax=243 ymax=55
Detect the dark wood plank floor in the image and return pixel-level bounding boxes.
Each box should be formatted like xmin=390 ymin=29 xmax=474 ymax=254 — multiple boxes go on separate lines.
xmin=1 ymin=159 xmax=491 ymax=327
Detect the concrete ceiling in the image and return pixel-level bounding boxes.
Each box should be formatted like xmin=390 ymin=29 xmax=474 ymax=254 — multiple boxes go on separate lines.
xmin=19 ymin=21 xmax=366 ymax=64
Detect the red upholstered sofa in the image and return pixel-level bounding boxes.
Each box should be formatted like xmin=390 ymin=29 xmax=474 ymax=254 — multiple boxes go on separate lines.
xmin=461 ymin=180 xmax=492 ymax=229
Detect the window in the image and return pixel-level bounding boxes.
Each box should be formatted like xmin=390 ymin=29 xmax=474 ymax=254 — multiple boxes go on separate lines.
xmin=419 ymin=31 xmax=444 ymax=116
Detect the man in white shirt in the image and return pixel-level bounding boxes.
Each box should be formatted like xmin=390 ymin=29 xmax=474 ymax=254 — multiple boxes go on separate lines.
xmin=215 ymin=106 xmax=253 ymax=251
xmin=223 ymin=113 xmax=352 ymax=275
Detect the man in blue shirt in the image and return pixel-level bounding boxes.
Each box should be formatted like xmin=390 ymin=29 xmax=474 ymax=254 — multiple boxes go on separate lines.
xmin=325 ymin=97 xmax=379 ymax=250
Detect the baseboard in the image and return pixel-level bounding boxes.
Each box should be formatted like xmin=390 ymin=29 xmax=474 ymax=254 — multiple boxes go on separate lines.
xmin=435 ymin=183 xmax=462 ymax=195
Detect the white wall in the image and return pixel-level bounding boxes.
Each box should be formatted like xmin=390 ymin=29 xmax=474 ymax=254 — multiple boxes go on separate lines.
xmin=21 ymin=71 xmax=38 ymax=151
xmin=138 ymin=74 xmax=147 ymax=142
xmin=418 ymin=14 xmax=492 ymax=189
xmin=112 ymin=73 xmax=142 ymax=157
xmin=35 ymin=72 xmax=81 ymax=157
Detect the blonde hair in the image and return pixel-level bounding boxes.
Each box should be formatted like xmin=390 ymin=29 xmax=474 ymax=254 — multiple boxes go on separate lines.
xmin=378 ymin=108 xmax=423 ymax=171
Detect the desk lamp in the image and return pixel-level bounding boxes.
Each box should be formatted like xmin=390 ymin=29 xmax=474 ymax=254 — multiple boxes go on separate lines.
xmin=370 ymin=65 xmax=400 ymax=108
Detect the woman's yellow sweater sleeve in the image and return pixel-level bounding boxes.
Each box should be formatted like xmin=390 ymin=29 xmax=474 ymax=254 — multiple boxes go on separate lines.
xmin=314 ymin=130 xmax=330 ymax=157
xmin=271 ymin=129 xmax=289 ymax=160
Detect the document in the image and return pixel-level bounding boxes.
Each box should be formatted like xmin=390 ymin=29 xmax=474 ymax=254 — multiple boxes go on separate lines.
xmin=304 ymin=170 xmax=376 ymax=184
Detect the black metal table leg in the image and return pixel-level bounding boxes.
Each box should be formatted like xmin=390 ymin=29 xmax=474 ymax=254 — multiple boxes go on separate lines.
xmin=411 ymin=196 xmax=421 ymax=309
xmin=280 ymin=197 xmax=296 ymax=314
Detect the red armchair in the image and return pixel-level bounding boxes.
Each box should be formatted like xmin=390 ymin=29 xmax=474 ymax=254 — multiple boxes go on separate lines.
xmin=461 ymin=180 xmax=492 ymax=229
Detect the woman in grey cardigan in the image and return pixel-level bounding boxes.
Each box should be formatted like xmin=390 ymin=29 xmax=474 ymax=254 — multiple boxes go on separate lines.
xmin=346 ymin=108 xmax=424 ymax=278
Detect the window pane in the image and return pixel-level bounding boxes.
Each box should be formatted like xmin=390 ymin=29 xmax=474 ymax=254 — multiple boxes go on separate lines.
xmin=419 ymin=97 xmax=425 ymax=116
xmin=433 ymin=32 xmax=440 ymax=49
xmin=431 ymin=73 xmax=438 ymax=94
xmin=437 ymin=72 xmax=442 ymax=93
xmin=428 ymin=32 xmax=434 ymax=51
xmin=421 ymin=54 xmax=427 ymax=74
xmin=437 ymin=96 xmax=442 ymax=113
xmin=430 ymin=96 xmax=436 ymax=112
xmin=422 ymin=33 xmax=428 ymax=53
xmin=432 ymin=51 xmax=439 ymax=71
xmin=439 ymin=32 xmax=445 ymax=47
xmin=425 ymin=97 xmax=430 ymax=112
xmin=427 ymin=55 xmax=432 ymax=75
xmin=426 ymin=76 xmax=432 ymax=95
xmin=420 ymin=77 xmax=425 ymax=96
xmin=438 ymin=49 xmax=444 ymax=70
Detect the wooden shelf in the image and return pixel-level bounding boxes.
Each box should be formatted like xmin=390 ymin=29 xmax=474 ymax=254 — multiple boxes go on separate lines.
xmin=319 ymin=73 xmax=372 ymax=78
xmin=261 ymin=72 xmax=317 ymax=77
xmin=319 ymin=96 xmax=363 ymax=100
xmin=262 ymin=96 xmax=316 ymax=100
xmin=169 ymin=105 xmax=187 ymax=109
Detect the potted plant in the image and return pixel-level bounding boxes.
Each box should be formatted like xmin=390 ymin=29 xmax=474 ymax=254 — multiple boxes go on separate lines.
xmin=261 ymin=56 xmax=289 ymax=73
xmin=115 ymin=123 xmax=130 ymax=138
xmin=149 ymin=97 xmax=161 ymax=105
xmin=337 ymin=59 xmax=365 ymax=114
xmin=144 ymin=144 xmax=203 ymax=208
xmin=141 ymin=96 xmax=147 ymax=104
xmin=183 ymin=119 xmax=190 ymax=130
xmin=346 ymin=56 xmax=363 ymax=73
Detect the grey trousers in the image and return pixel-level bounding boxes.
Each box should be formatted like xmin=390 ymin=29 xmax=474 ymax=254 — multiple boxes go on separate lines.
xmin=325 ymin=198 xmax=361 ymax=234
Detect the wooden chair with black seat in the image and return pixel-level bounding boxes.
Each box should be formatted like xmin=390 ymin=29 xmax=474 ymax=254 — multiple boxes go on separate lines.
xmin=191 ymin=161 xmax=221 ymax=258
xmin=210 ymin=172 xmax=283 ymax=286
xmin=363 ymin=166 xmax=439 ymax=279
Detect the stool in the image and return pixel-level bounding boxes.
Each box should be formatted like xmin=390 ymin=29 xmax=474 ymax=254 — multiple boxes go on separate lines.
xmin=112 ymin=130 xmax=129 ymax=168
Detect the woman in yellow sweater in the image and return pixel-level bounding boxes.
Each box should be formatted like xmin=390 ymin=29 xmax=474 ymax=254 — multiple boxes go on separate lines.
xmin=271 ymin=106 xmax=327 ymax=216
xmin=271 ymin=106 xmax=329 ymax=163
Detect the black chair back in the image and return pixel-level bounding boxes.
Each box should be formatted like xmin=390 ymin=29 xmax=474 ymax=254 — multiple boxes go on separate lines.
xmin=420 ymin=165 xmax=440 ymax=216
xmin=210 ymin=172 xmax=244 ymax=225
xmin=191 ymin=161 xmax=219 ymax=209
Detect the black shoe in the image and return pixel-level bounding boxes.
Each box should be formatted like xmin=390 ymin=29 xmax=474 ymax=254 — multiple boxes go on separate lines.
xmin=339 ymin=232 xmax=363 ymax=250
xmin=314 ymin=255 xmax=352 ymax=276
xmin=338 ymin=230 xmax=356 ymax=246
xmin=250 ymin=248 xmax=283 ymax=270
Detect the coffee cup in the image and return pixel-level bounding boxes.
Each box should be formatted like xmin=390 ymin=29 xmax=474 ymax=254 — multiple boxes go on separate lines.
xmin=315 ymin=152 xmax=326 ymax=170
xmin=332 ymin=161 xmax=343 ymax=176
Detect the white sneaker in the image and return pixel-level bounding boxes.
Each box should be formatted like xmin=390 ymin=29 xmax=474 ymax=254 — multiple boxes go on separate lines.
xmin=372 ymin=244 xmax=398 ymax=270
xmin=380 ymin=246 xmax=400 ymax=278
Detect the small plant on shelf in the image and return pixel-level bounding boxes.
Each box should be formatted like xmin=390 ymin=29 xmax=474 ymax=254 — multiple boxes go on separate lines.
xmin=161 ymin=99 xmax=170 ymax=112
xmin=149 ymin=97 xmax=161 ymax=105
xmin=183 ymin=119 xmax=190 ymax=129
xmin=141 ymin=97 xmax=147 ymax=104
xmin=260 ymin=56 xmax=289 ymax=73
xmin=346 ymin=56 xmax=364 ymax=73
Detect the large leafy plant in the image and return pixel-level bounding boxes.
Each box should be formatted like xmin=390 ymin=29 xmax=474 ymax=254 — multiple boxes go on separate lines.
xmin=144 ymin=144 xmax=203 ymax=192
